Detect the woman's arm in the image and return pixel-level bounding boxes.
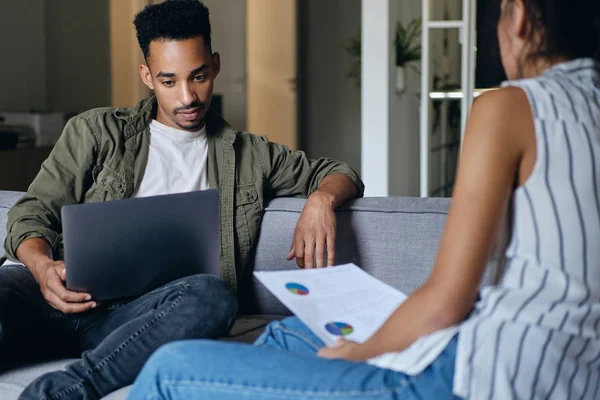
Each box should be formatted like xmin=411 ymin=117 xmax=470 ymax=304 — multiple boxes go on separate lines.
xmin=321 ymin=87 xmax=535 ymax=361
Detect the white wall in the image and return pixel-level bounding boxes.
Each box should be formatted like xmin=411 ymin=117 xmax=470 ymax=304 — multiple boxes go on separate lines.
xmin=202 ymin=0 xmax=363 ymax=171
xmin=300 ymin=0 xmax=362 ymax=174
xmin=301 ymin=0 xmax=462 ymax=195
xmin=359 ymin=0 xmax=424 ymax=196
xmin=46 ymin=0 xmax=111 ymax=113
xmin=0 ymin=0 xmax=47 ymax=112
xmin=389 ymin=0 xmax=463 ymax=196
xmin=210 ymin=0 xmax=463 ymax=197
xmin=202 ymin=0 xmax=247 ymax=131
xmin=0 ymin=0 xmax=111 ymax=113
xmin=388 ymin=0 xmax=422 ymax=196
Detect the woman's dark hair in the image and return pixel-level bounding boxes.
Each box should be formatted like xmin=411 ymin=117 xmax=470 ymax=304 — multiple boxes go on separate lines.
xmin=134 ymin=0 xmax=211 ymax=61
xmin=508 ymin=0 xmax=600 ymax=62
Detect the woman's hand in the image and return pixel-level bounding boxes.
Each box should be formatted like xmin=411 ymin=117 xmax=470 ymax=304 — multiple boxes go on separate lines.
xmin=317 ymin=339 xmax=363 ymax=361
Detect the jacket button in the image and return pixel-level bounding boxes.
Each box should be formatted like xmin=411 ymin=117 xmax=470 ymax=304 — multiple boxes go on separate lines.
xmin=118 ymin=183 xmax=123 ymax=189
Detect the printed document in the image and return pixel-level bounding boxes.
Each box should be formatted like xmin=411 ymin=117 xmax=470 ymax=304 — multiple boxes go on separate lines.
xmin=254 ymin=264 xmax=407 ymax=347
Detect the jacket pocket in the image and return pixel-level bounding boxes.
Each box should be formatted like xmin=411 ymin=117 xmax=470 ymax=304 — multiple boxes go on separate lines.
xmin=93 ymin=165 xmax=127 ymax=201
xmin=235 ymin=183 xmax=259 ymax=207
xmin=234 ymin=183 xmax=261 ymax=266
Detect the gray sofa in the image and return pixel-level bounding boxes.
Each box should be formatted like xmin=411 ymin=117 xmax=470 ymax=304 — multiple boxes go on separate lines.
xmin=0 ymin=190 xmax=450 ymax=400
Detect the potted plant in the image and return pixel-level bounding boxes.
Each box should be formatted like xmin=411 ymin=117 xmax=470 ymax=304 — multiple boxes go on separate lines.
xmin=344 ymin=17 xmax=421 ymax=93
xmin=394 ymin=18 xmax=422 ymax=93
xmin=344 ymin=30 xmax=362 ymax=88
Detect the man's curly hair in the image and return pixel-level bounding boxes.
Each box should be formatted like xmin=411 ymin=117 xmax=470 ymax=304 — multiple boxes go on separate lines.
xmin=134 ymin=0 xmax=212 ymax=61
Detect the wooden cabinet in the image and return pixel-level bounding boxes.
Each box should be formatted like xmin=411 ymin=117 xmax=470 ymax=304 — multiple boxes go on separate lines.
xmin=0 ymin=147 xmax=53 ymax=192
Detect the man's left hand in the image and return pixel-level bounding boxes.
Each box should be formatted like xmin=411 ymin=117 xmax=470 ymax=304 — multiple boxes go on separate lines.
xmin=287 ymin=190 xmax=336 ymax=268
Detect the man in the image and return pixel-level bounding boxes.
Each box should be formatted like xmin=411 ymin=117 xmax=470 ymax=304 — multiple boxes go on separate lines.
xmin=0 ymin=0 xmax=364 ymax=399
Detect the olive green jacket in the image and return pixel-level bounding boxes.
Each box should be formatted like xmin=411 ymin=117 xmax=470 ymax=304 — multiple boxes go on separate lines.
xmin=2 ymin=97 xmax=364 ymax=290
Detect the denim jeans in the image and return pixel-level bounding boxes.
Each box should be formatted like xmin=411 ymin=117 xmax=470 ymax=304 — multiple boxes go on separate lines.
xmin=128 ymin=317 xmax=460 ymax=400
xmin=0 ymin=264 xmax=237 ymax=400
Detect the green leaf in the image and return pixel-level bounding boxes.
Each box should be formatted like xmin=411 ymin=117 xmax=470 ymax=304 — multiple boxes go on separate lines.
xmin=343 ymin=17 xmax=422 ymax=82
xmin=395 ymin=17 xmax=422 ymax=66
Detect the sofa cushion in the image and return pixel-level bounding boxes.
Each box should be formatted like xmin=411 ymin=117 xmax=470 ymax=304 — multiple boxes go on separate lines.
xmin=0 ymin=191 xmax=23 ymax=257
xmin=247 ymin=197 xmax=450 ymax=315
xmin=0 ymin=359 xmax=78 ymax=400
xmin=0 ymin=360 xmax=132 ymax=400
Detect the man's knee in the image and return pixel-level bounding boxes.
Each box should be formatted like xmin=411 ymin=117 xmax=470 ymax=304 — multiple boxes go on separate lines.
xmin=0 ymin=266 xmax=36 ymax=317
xmin=185 ymin=274 xmax=237 ymax=309
xmin=180 ymin=275 xmax=238 ymax=334
xmin=0 ymin=265 xmax=38 ymax=300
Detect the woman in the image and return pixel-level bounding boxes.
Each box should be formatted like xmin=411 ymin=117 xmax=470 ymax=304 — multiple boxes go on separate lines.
xmin=128 ymin=0 xmax=600 ymax=398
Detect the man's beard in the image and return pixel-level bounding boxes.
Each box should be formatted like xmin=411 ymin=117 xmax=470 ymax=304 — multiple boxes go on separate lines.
xmin=175 ymin=119 xmax=204 ymax=131
xmin=173 ymin=101 xmax=207 ymax=131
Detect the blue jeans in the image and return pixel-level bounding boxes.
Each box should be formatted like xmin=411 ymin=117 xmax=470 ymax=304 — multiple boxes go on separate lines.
xmin=0 ymin=264 xmax=237 ymax=400
xmin=128 ymin=317 xmax=460 ymax=400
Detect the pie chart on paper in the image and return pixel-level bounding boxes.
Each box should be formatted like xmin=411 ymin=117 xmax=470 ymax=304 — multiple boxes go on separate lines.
xmin=325 ymin=322 xmax=354 ymax=337
xmin=285 ymin=282 xmax=310 ymax=296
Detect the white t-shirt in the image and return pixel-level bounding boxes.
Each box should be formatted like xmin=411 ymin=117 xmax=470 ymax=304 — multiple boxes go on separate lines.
xmin=133 ymin=120 xmax=209 ymax=198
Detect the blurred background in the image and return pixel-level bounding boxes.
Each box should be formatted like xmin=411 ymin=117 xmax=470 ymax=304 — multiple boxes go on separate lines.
xmin=0 ymin=0 xmax=505 ymax=197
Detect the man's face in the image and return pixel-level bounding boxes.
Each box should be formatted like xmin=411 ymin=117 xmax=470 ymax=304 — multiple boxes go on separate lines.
xmin=139 ymin=36 xmax=220 ymax=131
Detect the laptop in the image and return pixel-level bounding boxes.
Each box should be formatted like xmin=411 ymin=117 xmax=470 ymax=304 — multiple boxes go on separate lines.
xmin=61 ymin=190 xmax=220 ymax=301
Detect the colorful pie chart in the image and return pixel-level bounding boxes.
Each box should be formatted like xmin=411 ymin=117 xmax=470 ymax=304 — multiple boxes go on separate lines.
xmin=325 ymin=322 xmax=354 ymax=336
xmin=285 ymin=282 xmax=310 ymax=295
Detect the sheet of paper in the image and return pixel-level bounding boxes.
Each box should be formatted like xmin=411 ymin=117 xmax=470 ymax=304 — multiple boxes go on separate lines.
xmin=254 ymin=264 xmax=407 ymax=347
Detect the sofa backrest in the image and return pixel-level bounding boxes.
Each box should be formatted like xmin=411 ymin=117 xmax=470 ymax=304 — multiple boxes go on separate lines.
xmin=247 ymin=197 xmax=450 ymax=315
xmin=0 ymin=191 xmax=23 ymax=257
xmin=0 ymin=192 xmax=451 ymax=316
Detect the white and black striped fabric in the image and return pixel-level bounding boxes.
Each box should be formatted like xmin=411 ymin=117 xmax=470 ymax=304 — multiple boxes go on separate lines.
xmin=370 ymin=58 xmax=600 ymax=399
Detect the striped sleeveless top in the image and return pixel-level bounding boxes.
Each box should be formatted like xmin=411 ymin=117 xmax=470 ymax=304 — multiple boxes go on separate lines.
xmin=369 ymin=58 xmax=600 ymax=399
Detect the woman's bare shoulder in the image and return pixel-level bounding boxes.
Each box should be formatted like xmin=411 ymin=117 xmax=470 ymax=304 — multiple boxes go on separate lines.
xmin=467 ymin=86 xmax=535 ymax=153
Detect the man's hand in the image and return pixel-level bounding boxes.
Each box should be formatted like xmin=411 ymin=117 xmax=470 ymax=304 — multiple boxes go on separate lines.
xmin=30 ymin=259 xmax=96 ymax=314
xmin=287 ymin=190 xmax=337 ymax=268
xmin=317 ymin=339 xmax=363 ymax=361
xmin=16 ymin=238 xmax=96 ymax=314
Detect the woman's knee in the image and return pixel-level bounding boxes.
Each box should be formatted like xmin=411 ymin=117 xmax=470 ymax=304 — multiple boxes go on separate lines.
xmin=144 ymin=340 xmax=239 ymax=377
xmin=279 ymin=316 xmax=306 ymax=330
xmin=145 ymin=340 xmax=210 ymax=372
